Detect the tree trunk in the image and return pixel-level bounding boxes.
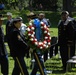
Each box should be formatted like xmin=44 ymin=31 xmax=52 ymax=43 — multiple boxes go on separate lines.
xmin=63 ymin=0 xmax=72 ymax=16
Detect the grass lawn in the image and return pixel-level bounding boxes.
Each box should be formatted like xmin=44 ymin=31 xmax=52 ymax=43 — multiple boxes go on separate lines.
xmin=1 ymin=53 xmax=76 ymax=75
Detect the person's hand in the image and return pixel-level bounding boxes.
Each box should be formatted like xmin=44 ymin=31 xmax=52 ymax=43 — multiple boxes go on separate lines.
xmin=29 ymin=48 xmax=33 ymax=53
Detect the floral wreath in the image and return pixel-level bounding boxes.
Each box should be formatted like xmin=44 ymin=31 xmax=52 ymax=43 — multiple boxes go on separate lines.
xmin=26 ymin=20 xmax=51 ymax=50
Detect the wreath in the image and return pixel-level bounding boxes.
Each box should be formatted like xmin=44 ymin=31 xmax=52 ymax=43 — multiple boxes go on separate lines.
xmin=26 ymin=20 xmax=51 ymax=50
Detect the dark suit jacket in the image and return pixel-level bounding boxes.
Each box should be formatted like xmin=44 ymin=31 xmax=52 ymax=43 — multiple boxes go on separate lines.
xmin=0 ymin=27 xmax=7 ymax=56
xmin=8 ymin=26 xmax=28 ymax=57
xmin=58 ymin=20 xmax=75 ymax=46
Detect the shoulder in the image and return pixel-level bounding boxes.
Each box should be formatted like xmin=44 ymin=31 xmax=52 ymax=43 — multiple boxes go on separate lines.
xmin=21 ymin=23 xmax=27 ymax=27
xmin=58 ymin=20 xmax=62 ymax=26
xmin=11 ymin=28 xmax=18 ymax=33
xmin=67 ymin=17 xmax=75 ymax=23
xmin=34 ymin=18 xmax=40 ymax=22
xmin=34 ymin=18 xmax=40 ymax=24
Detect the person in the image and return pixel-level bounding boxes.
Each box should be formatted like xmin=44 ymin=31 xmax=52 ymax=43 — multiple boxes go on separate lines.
xmin=19 ymin=17 xmax=27 ymax=36
xmin=38 ymin=13 xmax=49 ymax=62
xmin=47 ymin=18 xmax=51 ymax=27
xmin=0 ymin=2 xmax=5 ymax=10
xmin=58 ymin=11 xmax=75 ymax=71
xmin=39 ymin=4 xmax=43 ymax=10
xmin=0 ymin=14 xmax=8 ymax=75
xmin=38 ymin=13 xmax=51 ymax=27
xmin=27 ymin=12 xmax=47 ymax=75
xmin=19 ymin=17 xmax=30 ymax=58
xmin=8 ymin=17 xmax=29 ymax=75
xmin=6 ymin=12 xmax=13 ymax=36
xmin=27 ymin=12 xmax=37 ymax=69
xmin=38 ymin=13 xmax=48 ymax=27
xmin=5 ymin=12 xmax=13 ymax=42
xmin=50 ymin=36 xmax=58 ymax=58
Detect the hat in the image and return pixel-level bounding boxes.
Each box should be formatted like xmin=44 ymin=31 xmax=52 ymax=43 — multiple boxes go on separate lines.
xmin=13 ymin=17 xmax=23 ymax=22
xmin=61 ymin=11 xmax=69 ymax=15
xmin=39 ymin=13 xmax=45 ymax=16
xmin=27 ymin=12 xmax=35 ymax=16
xmin=0 ymin=14 xmax=5 ymax=20
xmin=27 ymin=12 xmax=36 ymax=19
xmin=7 ymin=12 xmax=12 ymax=16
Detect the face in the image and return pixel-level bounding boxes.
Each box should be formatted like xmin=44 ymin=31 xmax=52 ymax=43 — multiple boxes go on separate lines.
xmin=0 ymin=19 xmax=3 ymax=26
xmin=39 ymin=15 xmax=44 ymax=20
xmin=14 ymin=21 xmax=22 ymax=28
xmin=7 ymin=15 xmax=12 ymax=20
xmin=27 ymin=17 xmax=31 ymax=21
xmin=61 ymin=14 xmax=68 ymax=21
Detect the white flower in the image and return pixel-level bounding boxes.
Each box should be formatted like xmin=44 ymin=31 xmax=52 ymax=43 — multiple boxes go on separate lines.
xmin=43 ymin=41 xmax=47 ymax=44
xmin=43 ymin=44 xmax=46 ymax=47
xmin=45 ymin=37 xmax=48 ymax=39
xmin=48 ymin=42 xmax=51 ymax=45
xmin=31 ymin=34 xmax=34 ymax=37
xmin=29 ymin=22 xmax=32 ymax=26
xmin=41 ymin=22 xmax=44 ymax=25
xmin=46 ymin=45 xmax=49 ymax=48
xmin=49 ymin=37 xmax=51 ymax=40
xmin=28 ymin=33 xmax=31 ymax=36
xmin=40 ymin=46 xmax=43 ymax=49
xmin=30 ymin=38 xmax=34 ymax=41
xmin=27 ymin=28 xmax=30 ymax=31
xmin=35 ymin=42 xmax=38 ymax=45
xmin=33 ymin=32 xmax=35 ymax=35
xmin=44 ymin=25 xmax=47 ymax=28
xmin=31 ymin=27 xmax=35 ymax=30
xmin=48 ymin=32 xmax=50 ymax=35
xmin=39 ymin=42 xmax=43 ymax=45
xmin=44 ymin=31 xmax=47 ymax=33
xmin=35 ymin=39 xmax=37 ymax=41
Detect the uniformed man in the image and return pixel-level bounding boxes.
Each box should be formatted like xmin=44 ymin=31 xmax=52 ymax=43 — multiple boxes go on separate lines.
xmin=6 ymin=12 xmax=13 ymax=36
xmin=5 ymin=12 xmax=13 ymax=53
xmin=58 ymin=11 xmax=75 ymax=71
xmin=0 ymin=14 xmax=8 ymax=75
xmin=8 ymin=17 xmax=29 ymax=75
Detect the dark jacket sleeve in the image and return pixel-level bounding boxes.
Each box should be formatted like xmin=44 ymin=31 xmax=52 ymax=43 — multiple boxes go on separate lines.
xmin=66 ymin=21 xmax=75 ymax=41
xmin=11 ymin=30 xmax=28 ymax=49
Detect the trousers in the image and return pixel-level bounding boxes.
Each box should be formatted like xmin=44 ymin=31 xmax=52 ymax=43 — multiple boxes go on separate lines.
xmin=31 ymin=51 xmax=47 ymax=75
xmin=12 ymin=56 xmax=29 ymax=75
xmin=0 ymin=55 xmax=8 ymax=75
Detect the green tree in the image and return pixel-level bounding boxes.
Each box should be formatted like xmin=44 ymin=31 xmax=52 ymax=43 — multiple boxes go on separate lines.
xmin=63 ymin=0 xmax=76 ymax=16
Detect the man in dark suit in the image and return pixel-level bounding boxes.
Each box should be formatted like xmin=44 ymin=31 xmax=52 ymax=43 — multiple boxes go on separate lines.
xmin=0 ymin=14 xmax=8 ymax=75
xmin=8 ymin=17 xmax=29 ymax=75
xmin=6 ymin=12 xmax=13 ymax=37
xmin=58 ymin=11 xmax=75 ymax=71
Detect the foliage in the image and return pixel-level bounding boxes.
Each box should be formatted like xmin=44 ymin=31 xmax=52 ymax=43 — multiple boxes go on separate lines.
xmin=31 ymin=0 xmax=58 ymax=11
xmin=57 ymin=0 xmax=63 ymax=11
xmin=0 ymin=0 xmax=76 ymax=12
